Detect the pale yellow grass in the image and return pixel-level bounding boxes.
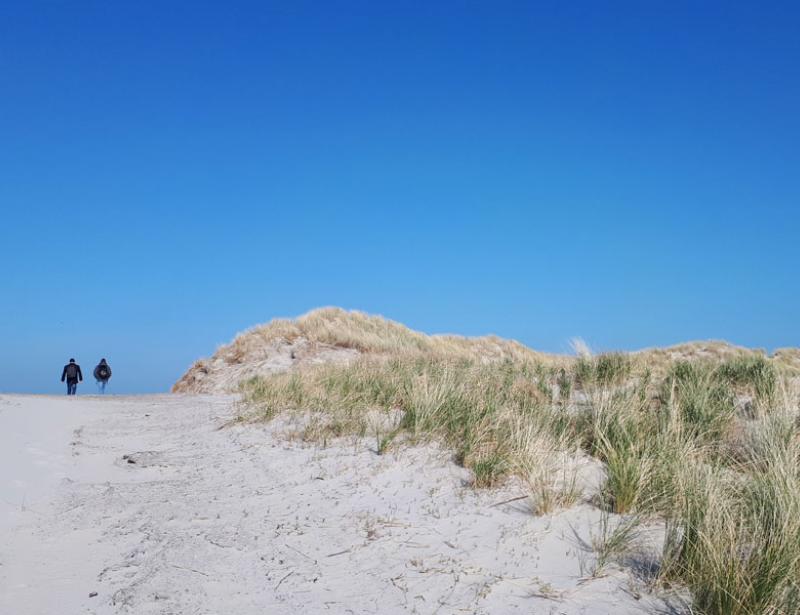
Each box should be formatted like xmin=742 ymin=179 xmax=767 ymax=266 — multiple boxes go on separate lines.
xmin=224 ymin=307 xmax=561 ymax=364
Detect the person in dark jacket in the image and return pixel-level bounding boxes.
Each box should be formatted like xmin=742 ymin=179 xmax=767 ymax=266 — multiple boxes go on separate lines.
xmin=93 ymin=358 xmax=112 ymax=393
xmin=61 ymin=358 xmax=83 ymax=395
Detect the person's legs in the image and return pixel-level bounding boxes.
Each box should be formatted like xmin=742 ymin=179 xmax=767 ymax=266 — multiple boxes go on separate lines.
xmin=67 ymin=380 xmax=77 ymax=395
xmin=100 ymin=380 xmax=106 ymax=393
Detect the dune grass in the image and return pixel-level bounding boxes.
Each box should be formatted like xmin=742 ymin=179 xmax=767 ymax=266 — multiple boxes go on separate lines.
xmin=237 ymin=310 xmax=799 ymax=614
xmin=222 ymin=307 xmax=557 ymax=365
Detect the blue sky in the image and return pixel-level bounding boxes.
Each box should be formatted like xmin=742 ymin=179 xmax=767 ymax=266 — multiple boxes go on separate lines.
xmin=1 ymin=2 xmax=798 ymax=394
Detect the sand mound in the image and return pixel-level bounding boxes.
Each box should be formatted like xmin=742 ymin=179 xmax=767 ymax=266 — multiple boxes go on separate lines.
xmin=173 ymin=307 xmax=798 ymax=394
xmin=172 ymin=307 xmax=557 ymax=394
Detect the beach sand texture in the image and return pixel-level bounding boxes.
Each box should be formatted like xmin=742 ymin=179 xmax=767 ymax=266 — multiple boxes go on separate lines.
xmin=0 ymin=393 xmax=672 ymax=614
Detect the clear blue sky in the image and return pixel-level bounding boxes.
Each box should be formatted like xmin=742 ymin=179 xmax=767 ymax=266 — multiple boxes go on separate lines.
xmin=1 ymin=2 xmax=798 ymax=394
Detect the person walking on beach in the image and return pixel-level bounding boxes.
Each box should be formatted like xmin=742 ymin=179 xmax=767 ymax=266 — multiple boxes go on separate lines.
xmin=93 ymin=358 xmax=112 ymax=393
xmin=61 ymin=358 xmax=83 ymax=395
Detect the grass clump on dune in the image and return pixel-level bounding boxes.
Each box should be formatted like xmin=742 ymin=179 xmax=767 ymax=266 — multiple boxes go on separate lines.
xmin=660 ymin=362 xmax=736 ymax=445
xmin=660 ymin=420 xmax=800 ymax=614
xmin=717 ymin=354 xmax=778 ymax=408
xmin=575 ymin=352 xmax=633 ymax=387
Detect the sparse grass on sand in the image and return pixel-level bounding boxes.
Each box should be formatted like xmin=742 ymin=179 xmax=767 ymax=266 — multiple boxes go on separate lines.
xmin=237 ymin=309 xmax=800 ymax=615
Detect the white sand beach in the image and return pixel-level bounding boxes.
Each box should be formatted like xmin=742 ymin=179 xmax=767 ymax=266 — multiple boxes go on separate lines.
xmin=0 ymin=393 xmax=676 ymax=614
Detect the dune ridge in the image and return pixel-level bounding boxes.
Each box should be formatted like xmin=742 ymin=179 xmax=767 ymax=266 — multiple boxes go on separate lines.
xmin=173 ymin=307 xmax=796 ymax=394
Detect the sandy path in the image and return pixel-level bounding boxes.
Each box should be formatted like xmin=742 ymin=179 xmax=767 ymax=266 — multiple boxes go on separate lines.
xmin=0 ymin=394 xmax=676 ymax=614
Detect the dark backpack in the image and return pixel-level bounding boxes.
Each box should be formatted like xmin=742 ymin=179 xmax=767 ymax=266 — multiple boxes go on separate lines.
xmin=98 ymin=366 xmax=109 ymax=379
xmin=66 ymin=364 xmax=78 ymax=379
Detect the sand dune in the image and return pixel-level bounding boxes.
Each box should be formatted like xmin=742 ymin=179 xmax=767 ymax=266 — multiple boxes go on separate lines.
xmin=173 ymin=307 xmax=795 ymax=395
